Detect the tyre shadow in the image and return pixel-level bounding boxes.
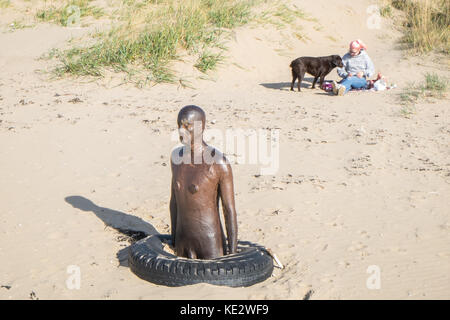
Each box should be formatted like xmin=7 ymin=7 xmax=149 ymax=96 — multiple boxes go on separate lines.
xmin=65 ymin=195 xmax=159 ymax=267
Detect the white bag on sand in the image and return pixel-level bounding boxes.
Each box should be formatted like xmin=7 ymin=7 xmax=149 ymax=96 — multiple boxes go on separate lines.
xmin=374 ymin=79 xmax=387 ymax=91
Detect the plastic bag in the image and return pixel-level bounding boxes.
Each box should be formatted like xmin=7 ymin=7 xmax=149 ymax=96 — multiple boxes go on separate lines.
xmin=373 ymin=79 xmax=387 ymax=91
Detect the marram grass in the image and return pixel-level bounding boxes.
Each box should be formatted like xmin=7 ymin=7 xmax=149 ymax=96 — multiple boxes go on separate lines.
xmin=53 ymin=0 xmax=255 ymax=83
xmin=46 ymin=0 xmax=307 ymax=84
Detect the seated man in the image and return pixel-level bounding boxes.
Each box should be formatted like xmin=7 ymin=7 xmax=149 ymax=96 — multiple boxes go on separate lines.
xmin=332 ymin=40 xmax=375 ymax=96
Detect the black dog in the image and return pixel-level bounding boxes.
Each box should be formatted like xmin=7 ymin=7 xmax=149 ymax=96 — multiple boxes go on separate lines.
xmin=290 ymin=55 xmax=343 ymax=92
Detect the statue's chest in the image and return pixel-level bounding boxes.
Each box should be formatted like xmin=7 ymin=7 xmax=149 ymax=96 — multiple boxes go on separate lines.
xmin=174 ymin=164 xmax=216 ymax=194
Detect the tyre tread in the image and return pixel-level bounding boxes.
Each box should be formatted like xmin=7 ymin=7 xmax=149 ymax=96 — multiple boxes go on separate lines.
xmin=128 ymin=234 xmax=273 ymax=287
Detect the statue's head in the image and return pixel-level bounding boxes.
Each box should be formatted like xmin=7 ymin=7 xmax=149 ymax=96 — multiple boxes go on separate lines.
xmin=177 ymin=105 xmax=206 ymax=146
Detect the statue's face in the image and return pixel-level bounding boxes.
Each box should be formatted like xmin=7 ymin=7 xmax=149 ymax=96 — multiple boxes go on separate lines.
xmin=178 ymin=118 xmax=203 ymax=146
xmin=178 ymin=118 xmax=192 ymax=145
xmin=177 ymin=106 xmax=206 ymax=146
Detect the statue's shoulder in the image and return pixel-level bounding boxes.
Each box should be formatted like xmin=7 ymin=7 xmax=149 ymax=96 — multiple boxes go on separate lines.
xmin=170 ymin=146 xmax=184 ymax=165
xmin=209 ymin=148 xmax=232 ymax=175
xmin=207 ymin=148 xmax=227 ymax=164
xmin=171 ymin=146 xmax=183 ymax=156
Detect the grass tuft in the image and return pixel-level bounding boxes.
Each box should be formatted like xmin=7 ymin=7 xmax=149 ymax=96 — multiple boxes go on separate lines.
xmin=207 ymin=1 xmax=252 ymax=29
xmin=36 ymin=0 xmax=104 ymax=26
xmin=424 ymin=72 xmax=448 ymax=95
xmin=379 ymin=5 xmax=393 ymax=17
xmin=255 ymin=1 xmax=307 ymax=29
xmin=0 ymin=0 xmax=10 ymax=9
xmin=195 ymin=51 xmax=223 ymax=73
xmin=399 ymin=72 xmax=448 ymax=116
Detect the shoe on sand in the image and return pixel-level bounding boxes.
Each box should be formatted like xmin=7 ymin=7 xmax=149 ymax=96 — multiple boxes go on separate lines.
xmin=331 ymin=81 xmax=338 ymax=94
xmin=332 ymin=81 xmax=346 ymax=96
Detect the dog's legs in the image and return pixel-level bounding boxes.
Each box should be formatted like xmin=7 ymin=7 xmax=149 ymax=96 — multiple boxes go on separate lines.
xmin=319 ymin=74 xmax=326 ymax=87
xmin=298 ymin=71 xmax=305 ymax=92
xmin=312 ymin=76 xmax=319 ymax=89
xmin=290 ymin=69 xmax=297 ymax=91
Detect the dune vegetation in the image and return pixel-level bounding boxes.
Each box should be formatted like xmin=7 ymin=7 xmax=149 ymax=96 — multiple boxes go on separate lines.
xmin=27 ymin=0 xmax=304 ymax=85
xmin=380 ymin=0 xmax=449 ymax=54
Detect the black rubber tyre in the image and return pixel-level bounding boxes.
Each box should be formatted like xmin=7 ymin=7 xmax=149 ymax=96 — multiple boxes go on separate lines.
xmin=128 ymin=234 xmax=274 ymax=287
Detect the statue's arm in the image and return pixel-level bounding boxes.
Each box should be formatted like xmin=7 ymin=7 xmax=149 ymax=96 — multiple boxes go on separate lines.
xmin=218 ymin=163 xmax=238 ymax=254
xmin=170 ymin=148 xmax=182 ymax=246
xmin=169 ymin=180 xmax=177 ymax=246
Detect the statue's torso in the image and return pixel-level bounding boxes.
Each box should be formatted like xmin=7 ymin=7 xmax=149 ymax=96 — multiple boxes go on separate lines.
xmin=171 ymin=160 xmax=225 ymax=259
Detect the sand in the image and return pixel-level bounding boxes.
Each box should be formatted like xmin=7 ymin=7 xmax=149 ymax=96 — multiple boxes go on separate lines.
xmin=0 ymin=0 xmax=449 ymax=300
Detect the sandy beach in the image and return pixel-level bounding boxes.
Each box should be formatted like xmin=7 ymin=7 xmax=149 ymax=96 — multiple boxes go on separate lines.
xmin=0 ymin=0 xmax=449 ymax=300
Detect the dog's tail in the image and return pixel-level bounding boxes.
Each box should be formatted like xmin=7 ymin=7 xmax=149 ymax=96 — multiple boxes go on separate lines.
xmin=289 ymin=60 xmax=295 ymax=68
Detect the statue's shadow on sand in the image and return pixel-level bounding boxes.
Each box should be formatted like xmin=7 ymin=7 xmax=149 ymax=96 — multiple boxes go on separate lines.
xmin=65 ymin=195 xmax=159 ymax=267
